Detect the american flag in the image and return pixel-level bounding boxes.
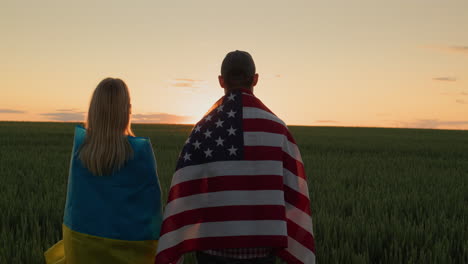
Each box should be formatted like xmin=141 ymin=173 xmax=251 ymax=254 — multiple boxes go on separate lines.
xmin=155 ymin=88 xmax=315 ymax=264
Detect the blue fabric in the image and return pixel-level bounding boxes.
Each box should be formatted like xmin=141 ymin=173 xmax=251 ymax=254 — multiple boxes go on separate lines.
xmin=63 ymin=126 xmax=162 ymax=241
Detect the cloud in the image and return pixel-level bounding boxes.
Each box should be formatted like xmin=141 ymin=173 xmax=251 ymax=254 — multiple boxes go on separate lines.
xmin=423 ymin=45 xmax=468 ymax=55
xmin=40 ymin=110 xmax=85 ymax=121
xmin=132 ymin=113 xmax=191 ymax=124
xmin=172 ymin=82 xmax=198 ymax=88
xmin=432 ymin=77 xmax=457 ymax=82
xmin=55 ymin=108 xmax=80 ymax=112
xmin=315 ymin=120 xmax=339 ymax=123
xmin=441 ymin=91 xmax=468 ymax=96
xmin=402 ymin=119 xmax=468 ymax=129
xmin=447 ymin=46 xmax=468 ymax=54
xmin=456 ymin=99 xmax=467 ymax=104
xmin=170 ymin=78 xmax=205 ymax=89
xmin=0 ymin=109 xmax=26 ymax=114
xmin=173 ymin=78 xmax=202 ymax=82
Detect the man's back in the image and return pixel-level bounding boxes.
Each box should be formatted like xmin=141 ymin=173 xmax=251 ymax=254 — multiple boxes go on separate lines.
xmin=155 ymin=51 xmax=315 ymax=264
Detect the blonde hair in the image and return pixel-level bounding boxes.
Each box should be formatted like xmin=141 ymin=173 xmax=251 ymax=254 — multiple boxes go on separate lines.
xmin=79 ymin=78 xmax=135 ymax=176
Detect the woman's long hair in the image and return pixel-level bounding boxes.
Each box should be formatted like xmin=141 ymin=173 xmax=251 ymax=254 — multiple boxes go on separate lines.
xmin=79 ymin=78 xmax=134 ymax=176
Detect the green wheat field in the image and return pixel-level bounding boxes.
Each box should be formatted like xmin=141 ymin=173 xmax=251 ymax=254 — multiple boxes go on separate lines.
xmin=0 ymin=121 xmax=467 ymax=263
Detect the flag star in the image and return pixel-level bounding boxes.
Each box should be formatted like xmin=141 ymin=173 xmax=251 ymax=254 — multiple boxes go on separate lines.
xmin=183 ymin=152 xmax=191 ymax=161
xmin=217 ymin=104 xmax=224 ymax=112
xmin=203 ymin=129 xmax=212 ymax=138
xmin=192 ymin=140 xmax=201 ymax=149
xmin=205 ymin=114 xmax=213 ymax=122
xmin=185 ymin=137 xmax=191 ymax=144
xmin=194 ymin=125 xmax=201 ymax=133
xmin=215 ymin=136 xmax=224 ymax=146
xmin=228 ymin=145 xmax=238 ymax=156
xmin=227 ymin=126 xmax=237 ymax=136
xmin=227 ymin=110 xmax=236 ymax=118
xmin=215 ymin=119 xmax=224 ymax=128
xmin=204 ymin=148 xmax=213 ymax=158
xmin=227 ymin=93 xmax=236 ymax=101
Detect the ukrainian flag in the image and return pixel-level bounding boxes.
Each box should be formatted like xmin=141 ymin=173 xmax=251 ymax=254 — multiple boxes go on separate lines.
xmin=45 ymin=126 xmax=163 ymax=264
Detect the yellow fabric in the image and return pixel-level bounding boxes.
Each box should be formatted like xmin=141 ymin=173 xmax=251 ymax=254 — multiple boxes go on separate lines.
xmin=44 ymin=240 xmax=66 ymax=264
xmin=44 ymin=225 xmax=158 ymax=264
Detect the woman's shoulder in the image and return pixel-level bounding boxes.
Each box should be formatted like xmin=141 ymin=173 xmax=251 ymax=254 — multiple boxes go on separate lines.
xmin=73 ymin=125 xmax=87 ymax=149
xmin=127 ymin=135 xmax=153 ymax=153
xmin=127 ymin=134 xmax=157 ymax=164
xmin=73 ymin=125 xmax=154 ymax=156
xmin=127 ymin=134 xmax=151 ymax=144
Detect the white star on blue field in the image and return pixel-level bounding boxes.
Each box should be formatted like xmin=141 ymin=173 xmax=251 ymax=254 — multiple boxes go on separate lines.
xmin=176 ymin=91 xmax=245 ymax=170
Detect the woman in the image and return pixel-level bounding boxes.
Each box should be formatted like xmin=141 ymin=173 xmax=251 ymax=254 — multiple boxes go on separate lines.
xmin=45 ymin=78 xmax=163 ymax=264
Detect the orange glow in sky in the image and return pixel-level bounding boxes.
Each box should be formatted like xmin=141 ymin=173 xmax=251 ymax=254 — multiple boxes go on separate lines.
xmin=1 ymin=0 xmax=467 ymax=129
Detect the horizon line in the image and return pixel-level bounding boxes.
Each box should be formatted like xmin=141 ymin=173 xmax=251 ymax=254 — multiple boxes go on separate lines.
xmin=0 ymin=120 xmax=466 ymax=132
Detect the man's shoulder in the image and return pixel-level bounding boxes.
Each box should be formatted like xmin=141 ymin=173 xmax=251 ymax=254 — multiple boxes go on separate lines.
xmin=243 ymin=95 xmax=288 ymax=128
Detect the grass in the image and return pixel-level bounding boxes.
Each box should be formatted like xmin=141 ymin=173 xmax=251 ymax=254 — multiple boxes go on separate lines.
xmin=0 ymin=121 xmax=467 ymax=263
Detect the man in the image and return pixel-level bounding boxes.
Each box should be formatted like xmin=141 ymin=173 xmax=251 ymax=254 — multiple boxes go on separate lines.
xmin=155 ymin=51 xmax=315 ymax=264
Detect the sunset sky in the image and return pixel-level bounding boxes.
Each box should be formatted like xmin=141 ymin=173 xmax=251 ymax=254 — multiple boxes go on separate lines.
xmin=1 ymin=0 xmax=467 ymax=129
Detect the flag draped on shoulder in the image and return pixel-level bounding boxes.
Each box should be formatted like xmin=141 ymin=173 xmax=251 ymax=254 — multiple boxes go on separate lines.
xmin=155 ymin=89 xmax=315 ymax=264
xmin=44 ymin=126 xmax=163 ymax=264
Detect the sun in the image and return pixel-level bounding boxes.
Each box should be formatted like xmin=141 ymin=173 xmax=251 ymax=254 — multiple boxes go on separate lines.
xmin=174 ymin=82 xmax=224 ymax=125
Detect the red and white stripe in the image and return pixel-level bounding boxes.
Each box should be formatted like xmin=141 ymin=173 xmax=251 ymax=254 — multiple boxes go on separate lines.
xmin=242 ymin=93 xmax=315 ymax=263
xmin=155 ymin=91 xmax=315 ymax=264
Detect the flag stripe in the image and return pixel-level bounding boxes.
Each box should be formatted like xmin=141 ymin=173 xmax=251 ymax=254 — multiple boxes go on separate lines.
xmin=244 ymin=131 xmax=303 ymax=164
xmin=283 ymin=237 xmax=316 ymax=264
xmin=167 ymin=175 xmax=284 ymax=202
xmin=244 ymin=146 xmax=282 ymax=160
xmin=243 ymin=118 xmax=296 ymax=143
xmin=243 ymin=107 xmax=286 ymax=127
xmin=242 ymin=94 xmax=275 ymax=115
xmin=243 ymin=146 xmax=306 ymax=180
xmin=243 ymin=130 xmax=283 ymax=147
xmin=157 ymin=220 xmax=288 ymax=252
xmin=57 ymin=224 xmax=159 ymax=264
xmin=170 ymin=160 xmax=283 ymax=187
xmin=160 ymin=205 xmax=286 ymax=235
xmin=283 ymin=151 xmax=306 ymax=179
xmin=284 ymin=169 xmax=310 ymax=199
xmin=277 ymin=250 xmax=304 ymax=264
xmin=287 ymin=219 xmax=315 ymax=253
xmin=156 ymin=236 xmax=287 ymax=264
xmin=284 ymin=186 xmax=311 ymax=215
xmin=285 ymin=202 xmax=314 ymax=236
xmin=164 ymin=190 xmax=286 ymax=219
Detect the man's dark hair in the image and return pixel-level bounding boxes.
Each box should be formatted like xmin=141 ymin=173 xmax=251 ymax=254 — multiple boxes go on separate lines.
xmin=221 ymin=50 xmax=256 ymax=89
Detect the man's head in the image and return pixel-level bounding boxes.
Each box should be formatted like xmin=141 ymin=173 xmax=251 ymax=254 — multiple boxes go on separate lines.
xmin=219 ymin=50 xmax=258 ymax=92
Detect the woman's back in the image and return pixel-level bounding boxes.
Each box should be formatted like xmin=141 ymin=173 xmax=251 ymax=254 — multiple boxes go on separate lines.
xmin=45 ymin=78 xmax=162 ymax=264
xmin=64 ymin=125 xmax=162 ymax=242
